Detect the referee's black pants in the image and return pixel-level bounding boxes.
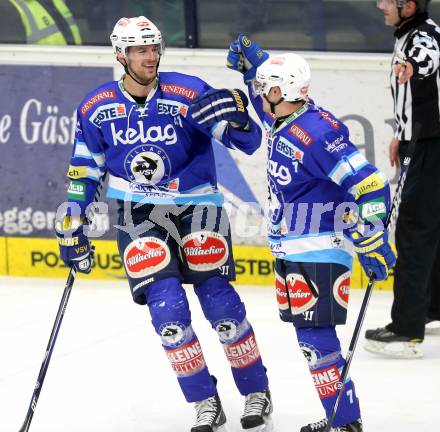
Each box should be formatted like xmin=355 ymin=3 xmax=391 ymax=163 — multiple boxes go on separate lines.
xmin=388 ymin=138 xmax=440 ymax=339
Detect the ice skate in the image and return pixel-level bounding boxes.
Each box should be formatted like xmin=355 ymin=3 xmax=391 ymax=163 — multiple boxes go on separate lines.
xmin=364 ymin=327 xmax=423 ymax=359
xmin=240 ymin=389 xmax=273 ymax=431
xmin=191 ymin=393 xmax=227 ymax=432
xmin=425 ymin=317 xmax=440 ymax=335
xmin=300 ymin=417 xmax=363 ymax=432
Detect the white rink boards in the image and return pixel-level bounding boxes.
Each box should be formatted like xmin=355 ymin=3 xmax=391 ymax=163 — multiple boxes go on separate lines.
xmin=0 ymin=276 xmax=439 ymax=432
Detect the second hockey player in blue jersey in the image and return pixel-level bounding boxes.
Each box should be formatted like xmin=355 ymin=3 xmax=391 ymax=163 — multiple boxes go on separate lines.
xmin=225 ymin=35 xmax=397 ymax=432
xmin=56 ymin=18 xmax=273 ymax=432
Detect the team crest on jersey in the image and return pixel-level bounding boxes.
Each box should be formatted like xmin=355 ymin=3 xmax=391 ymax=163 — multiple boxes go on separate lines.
xmin=285 ymin=273 xmax=319 ymax=315
xmin=124 ymin=144 xmax=172 ymax=187
xmin=333 ymin=270 xmax=350 ymax=309
xmin=182 ymin=231 xmax=228 ymax=271
xmin=330 ymin=233 xmax=344 ymax=249
xmin=123 ymin=236 xmax=170 ymax=278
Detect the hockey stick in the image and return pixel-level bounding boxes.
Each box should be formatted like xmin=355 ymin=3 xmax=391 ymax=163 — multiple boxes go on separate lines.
xmin=18 ymin=267 xmax=77 ymax=432
xmin=324 ymin=142 xmax=415 ymax=432
xmin=18 ymin=177 xmax=106 ymax=432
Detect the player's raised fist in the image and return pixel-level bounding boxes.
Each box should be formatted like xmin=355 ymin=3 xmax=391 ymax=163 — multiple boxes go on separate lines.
xmin=227 ymin=34 xmax=268 ymax=83
xmin=188 ymin=88 xmax=250 ymax=129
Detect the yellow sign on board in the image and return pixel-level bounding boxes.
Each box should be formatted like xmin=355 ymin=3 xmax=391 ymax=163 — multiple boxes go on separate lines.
xmin=7 ymin=237 xmax=124 ymax=279
xmin=0 ymin=237 xmax=7 ymax=275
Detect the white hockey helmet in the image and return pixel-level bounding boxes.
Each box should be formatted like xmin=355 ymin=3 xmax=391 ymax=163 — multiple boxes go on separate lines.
xmin=254 ymin=53 xmax=311 ymax=102
xmin=110 ymin=16 xmax=165 ymax=58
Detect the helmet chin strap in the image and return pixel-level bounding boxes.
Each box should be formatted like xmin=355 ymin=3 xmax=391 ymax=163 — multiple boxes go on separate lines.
xmin=264 ymin=95 xmax=284 ymax=115
xmin=121 ymin=56 xmax=161 ymax=87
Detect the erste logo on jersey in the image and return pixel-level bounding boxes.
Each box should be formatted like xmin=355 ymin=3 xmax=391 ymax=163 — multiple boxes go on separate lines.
xmin=285 ymin=273 xmax=319 ymax=315
xmin=182 ymin=231 xmax=228 ymax=271
xmin=275 ymin=136 xmax=304 ymax=162
xmin=333 ymin=270 xmax=350 ymax=309
xmin=160 ymin=84 xmax=198 ymax=101
xmin=123 ymin=236 xmax=170 ymax=278
xmin=125 ymin=145 xmax=172 ymax=186
xmin=89 ymin=103 xmax=127 ymax=127
xmin=81 ymin=90 xmax=116 ymax=115
xmin=111 ymin=122 xmax=177 ymax=146
xmin=157 ymin=98 xmax=188 ymax=117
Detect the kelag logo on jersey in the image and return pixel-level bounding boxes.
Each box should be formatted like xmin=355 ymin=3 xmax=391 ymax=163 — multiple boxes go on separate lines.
xmin=89 ymin=103 xmax=127 ymax=127
xmin=111 ymin=122 xmax=177 ymax=146
xmin=124 ymin=144 xmax=172 ymax=185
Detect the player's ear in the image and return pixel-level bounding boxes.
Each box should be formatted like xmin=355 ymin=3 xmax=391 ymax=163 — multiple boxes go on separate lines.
xmin=116 ymin=52 xmax=127 ymax=67
xmin=273 ymin=86 xmax=282 ymax=97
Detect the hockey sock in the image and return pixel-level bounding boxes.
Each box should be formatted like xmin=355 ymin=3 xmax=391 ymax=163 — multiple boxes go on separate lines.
xmin=296 ymin=326 xmax=361 ymax=427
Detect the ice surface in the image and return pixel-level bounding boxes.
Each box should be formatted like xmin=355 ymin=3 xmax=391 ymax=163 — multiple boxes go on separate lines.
xmin=1 ymin=276 xmax=438 ymax=432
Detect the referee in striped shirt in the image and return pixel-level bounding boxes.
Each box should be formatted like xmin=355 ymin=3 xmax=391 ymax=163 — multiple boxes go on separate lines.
xmin=365 ymin=0 xmax=440 ymax=358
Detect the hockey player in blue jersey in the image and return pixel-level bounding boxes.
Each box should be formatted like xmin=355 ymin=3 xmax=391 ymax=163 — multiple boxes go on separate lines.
xmin=55 ymin=18 xmax=273 ymax=432
xmin=223 ymin=36 xmax=397 ymax=432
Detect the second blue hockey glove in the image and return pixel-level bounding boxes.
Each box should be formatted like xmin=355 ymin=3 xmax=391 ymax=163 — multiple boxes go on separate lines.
xmin=351 ymin=230 xmax=396 ymax=281
xmin=227 ymin=34 xmax=269 ymax=83
xmin=56 ymin=218 xmax=94 ymax=274
xmin=188 ymin=88 xmax=250 ymax=129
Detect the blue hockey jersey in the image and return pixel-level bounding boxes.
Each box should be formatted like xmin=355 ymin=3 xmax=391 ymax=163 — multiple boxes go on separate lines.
xmin=251 ymin=93 xmax=391 ymax=268
xmin=65 ymin=72 xmax=262 ymax=214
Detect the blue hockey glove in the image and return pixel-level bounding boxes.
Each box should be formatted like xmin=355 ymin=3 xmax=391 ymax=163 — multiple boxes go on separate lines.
xmin=351 ymin=230 xmax=396 ymax=281
xmin=188 ymin=88 xmax=250 ymax=129
xmin=227 ymin=34 xmax=269 ymax=83
xmin=56 ymin=218 xmax=94 ymax=274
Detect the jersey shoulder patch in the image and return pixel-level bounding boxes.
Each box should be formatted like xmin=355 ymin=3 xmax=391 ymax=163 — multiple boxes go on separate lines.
xmin=79 ymin=81 xmax=119 ymax=117
xmin=159 ymin=72 xmax=209 ymax=101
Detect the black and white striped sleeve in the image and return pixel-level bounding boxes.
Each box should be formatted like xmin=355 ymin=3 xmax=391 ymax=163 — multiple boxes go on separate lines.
xmin=407 ymin=30 xmax=440 ymax=78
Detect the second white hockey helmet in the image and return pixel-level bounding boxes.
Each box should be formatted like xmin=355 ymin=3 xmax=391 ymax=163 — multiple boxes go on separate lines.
xmin=110 ymin=16 xmax=165 ymax=57
xmin=254 ymin=53 xmax=311 ymax=102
